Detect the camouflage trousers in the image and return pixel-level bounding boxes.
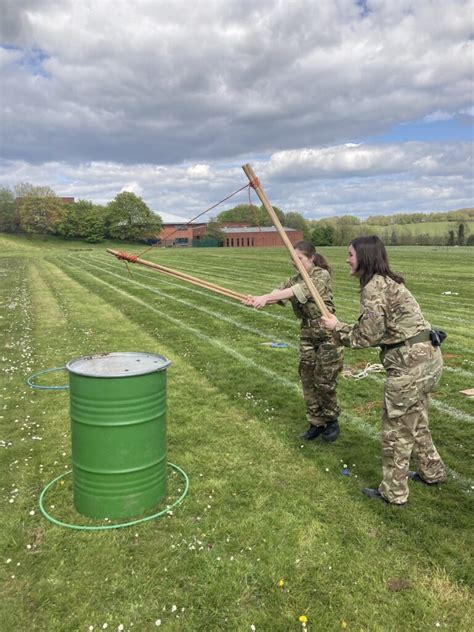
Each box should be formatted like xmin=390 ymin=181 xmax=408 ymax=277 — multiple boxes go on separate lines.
xmin=299 ymin=328 xmax=344 ymax=427
xmin=379 ymin=342 xmax=446 ymax=504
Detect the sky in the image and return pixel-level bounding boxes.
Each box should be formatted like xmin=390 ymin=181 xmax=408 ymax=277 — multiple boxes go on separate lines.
xmin=0 ymin=0 xmax=473 ymax=222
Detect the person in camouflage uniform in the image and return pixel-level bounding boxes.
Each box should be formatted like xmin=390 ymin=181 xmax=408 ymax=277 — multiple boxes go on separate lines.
xmin=321 ymin=235 xmax=446 ymax=505
xmin=243 ymin=241 xmax=344 ymax=442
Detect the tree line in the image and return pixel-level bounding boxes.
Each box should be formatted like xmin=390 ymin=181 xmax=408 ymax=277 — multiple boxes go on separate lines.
xmin=1 ymin=182 xmax=472 ymax=246
xmin=0 ymin=184 xmax=162 ymax=243
xmin=211 ymin=204 xmax=473 ymax=246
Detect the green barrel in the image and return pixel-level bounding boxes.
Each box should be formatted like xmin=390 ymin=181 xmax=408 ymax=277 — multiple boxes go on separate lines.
xmin=66 ymin=352 xmax=171 ymax=519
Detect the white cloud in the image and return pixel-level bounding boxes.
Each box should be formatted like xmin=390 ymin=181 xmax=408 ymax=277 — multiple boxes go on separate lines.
xmin=0 ymin=0 xmax=471 ymax=219
xmin=422 ymin=111 xmax=454 ymax=123
xmin=1 ymin=140 xmax=471 ymax=220
xmin=186 ymin=165 xmax=211 ymax=179
xmin=0 ymin=0 xmax=471 ymax=164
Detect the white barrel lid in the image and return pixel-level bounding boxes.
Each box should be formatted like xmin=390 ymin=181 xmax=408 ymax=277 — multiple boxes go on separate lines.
xmin=66 ymin=352 xmax=171 ymax=377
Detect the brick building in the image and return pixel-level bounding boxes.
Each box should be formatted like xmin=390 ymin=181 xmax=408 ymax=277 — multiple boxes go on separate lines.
xmin=221 ymin=225 xmax=304 ymax=247
xmin=158 ymin=223 xmax=207 ymax=247
xmin=158 ymin=222 xmax=303 ymax=248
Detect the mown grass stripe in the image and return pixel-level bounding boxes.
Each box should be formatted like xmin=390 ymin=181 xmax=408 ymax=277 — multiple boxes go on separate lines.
xmin=62 ymin=258 xmax=301 ymax=392
xmin=59 ymin=258 xmax=473 ymax=492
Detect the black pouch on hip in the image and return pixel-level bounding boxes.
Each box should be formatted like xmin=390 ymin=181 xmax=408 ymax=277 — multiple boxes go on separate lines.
xmin=430 ymin=329 xmax=447 ymax=346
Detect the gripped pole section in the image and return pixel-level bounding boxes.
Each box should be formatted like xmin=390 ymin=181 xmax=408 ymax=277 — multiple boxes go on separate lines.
xmin=241 ymin=164 xmax=331 ymax=318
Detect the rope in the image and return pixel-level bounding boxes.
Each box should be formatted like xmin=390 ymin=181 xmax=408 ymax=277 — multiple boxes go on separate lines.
xmin=133 ymin=181 xmax=252 ymax=260
xmin=27 ymin=367 xmax=69 ymax=390
xmin=342 ymin=363 xmax=385 ymax=380
xmin=39 ymin=462 xmax=189 ymax=530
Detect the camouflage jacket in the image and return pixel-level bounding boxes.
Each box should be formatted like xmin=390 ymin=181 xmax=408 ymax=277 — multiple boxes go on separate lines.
xmin=334 ymin=274 xmax=431 ymax=348
xmin=278 ymin=265 xmax=337 ymax=328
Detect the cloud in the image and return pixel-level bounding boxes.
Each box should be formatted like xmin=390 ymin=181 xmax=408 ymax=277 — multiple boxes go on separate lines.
xmin=0 ymin=0 xmax=471 ymax=220
xmin=0 ymin=0 xmax=472 ymax=164
xmin=422 ymin=111 xmax=454 ymax=123
xmin=1 ymin=140 xmax=472 ymax=220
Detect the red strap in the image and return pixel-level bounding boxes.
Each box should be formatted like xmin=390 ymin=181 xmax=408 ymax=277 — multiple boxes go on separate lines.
xmin=115 ymin=251 xmax=138 ymax=263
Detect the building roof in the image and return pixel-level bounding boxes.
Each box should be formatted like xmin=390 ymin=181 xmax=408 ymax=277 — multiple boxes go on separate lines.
xmin=222 ymin=226 xmax=298 ymax=234
xmin=161 ymin=221 xmax=206 ymax=227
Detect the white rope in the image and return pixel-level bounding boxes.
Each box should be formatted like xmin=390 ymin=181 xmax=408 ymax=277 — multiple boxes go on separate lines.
xmin=342 ymin=363 xmax=385 ymax=380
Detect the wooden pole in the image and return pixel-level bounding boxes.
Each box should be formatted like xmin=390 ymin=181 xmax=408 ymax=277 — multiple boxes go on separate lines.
xmin=241 ymin=164 xmax=330 ymax=318
xmin=106 ymin=249 xmax=248 ymax=302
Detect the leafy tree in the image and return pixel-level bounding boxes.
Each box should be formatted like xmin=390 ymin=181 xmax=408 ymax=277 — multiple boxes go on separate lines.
xmin=284 ymin=211 xmax=308 ymax=233
xmin=311 ymin=224 xmax=334 ymax=246
xmin=0 ymin=187 xmax=18 ymax=232
xmin=206 ymin=218 xmax=225 ymax=242
xmin=17 ymin=185 xmax=63 ymax=234
xmin=80 ymin=204 xmax=106 ymax=243
xmin=106 ymin=192 xmax=162 ymax=241
xmin=447 ymin=230 xmax=455 ymax=246
xmin=217 ymin=204 xmax=261 ymax=225
xmin=334 ymin=215 xmax=360 ymax=225
xmin=57 ymin=200 xmax=106 ymax=242
xmin=217 ymin=204 xmax=285 ymax=227
xmin=457 ymin=222 xmax=465 ymax=246
xmin=57 ymin=202 xmax=82 ymax=238
xmin=390 ymin=230 xmax=398 ymax=245
xmin=366 ymin=215 xmax=391 ymax=226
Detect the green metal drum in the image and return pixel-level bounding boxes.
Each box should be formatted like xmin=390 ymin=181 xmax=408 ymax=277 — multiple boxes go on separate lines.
xmin=66 ymin=352 xmax=171 ymax=519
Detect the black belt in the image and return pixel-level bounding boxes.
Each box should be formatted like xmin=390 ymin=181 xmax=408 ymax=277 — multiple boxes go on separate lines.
xmin=380 ymin=330 xmax=431 ymax=351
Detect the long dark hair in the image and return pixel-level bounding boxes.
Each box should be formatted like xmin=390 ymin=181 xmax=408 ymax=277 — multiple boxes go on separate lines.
xmin=350 ymin=235 xmax=404 ymax=288
xmin=295 ymin=240 xmax=331 ymax=274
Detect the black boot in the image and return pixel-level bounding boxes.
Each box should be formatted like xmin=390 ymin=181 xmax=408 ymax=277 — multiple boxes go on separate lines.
xmin=322 ymin=420 xmax=340 ymax=442
xmin=362 ymin=487 xmax=386 ymax=502
xmin=299 ymin=424 xmax=325 ymax=440
xmin=362 ymin=488 xmax=406 ymax=506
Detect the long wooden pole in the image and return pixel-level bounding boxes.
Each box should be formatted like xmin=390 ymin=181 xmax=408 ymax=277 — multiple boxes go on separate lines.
xmin=106 ymin=249 xmax=248 ymax=302
xmin=241 ymin=164 xmax=330 ymax=318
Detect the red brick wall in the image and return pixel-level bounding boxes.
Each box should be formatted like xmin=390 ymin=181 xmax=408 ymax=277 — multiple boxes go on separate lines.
xmin=223 ymin=229 xmax=304 ymax=247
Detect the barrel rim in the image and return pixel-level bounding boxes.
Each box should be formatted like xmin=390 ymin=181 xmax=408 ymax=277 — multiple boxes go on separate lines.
xmin=66 ymin=352 xmax=171 ymax=378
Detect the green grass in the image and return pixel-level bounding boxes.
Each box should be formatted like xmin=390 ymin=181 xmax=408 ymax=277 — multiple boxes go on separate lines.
xmin=1 ymin=235 xmax=473 ymax=631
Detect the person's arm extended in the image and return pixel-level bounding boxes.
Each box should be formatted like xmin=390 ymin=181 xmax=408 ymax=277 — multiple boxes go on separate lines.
xmin=320 ymin=297 xmax=386 ymax=348
xmin=242 ymin=287 xmax=295 ymax=309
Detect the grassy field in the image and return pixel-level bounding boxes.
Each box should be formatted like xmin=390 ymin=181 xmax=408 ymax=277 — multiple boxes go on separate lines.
xmin=1 ymin=234 xmax=473 ymax=631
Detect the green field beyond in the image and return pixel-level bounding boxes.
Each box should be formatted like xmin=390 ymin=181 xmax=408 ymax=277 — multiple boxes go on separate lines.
xmin=1 ymin=235 xmax=473 ymax=631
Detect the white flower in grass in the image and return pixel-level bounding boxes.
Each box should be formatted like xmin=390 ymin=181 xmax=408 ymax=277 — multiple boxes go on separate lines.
xmin=155 ymin=620 xmax=161 ymax=626
xmin=171 ymin=605 xmax=177 ymax=613
xmin=251 ymin=625 xmax=256 ymax=631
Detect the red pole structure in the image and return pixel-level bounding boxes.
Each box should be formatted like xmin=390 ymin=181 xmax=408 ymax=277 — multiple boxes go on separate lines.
xmin=241 ymin=164 xmax=331 ymax=318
